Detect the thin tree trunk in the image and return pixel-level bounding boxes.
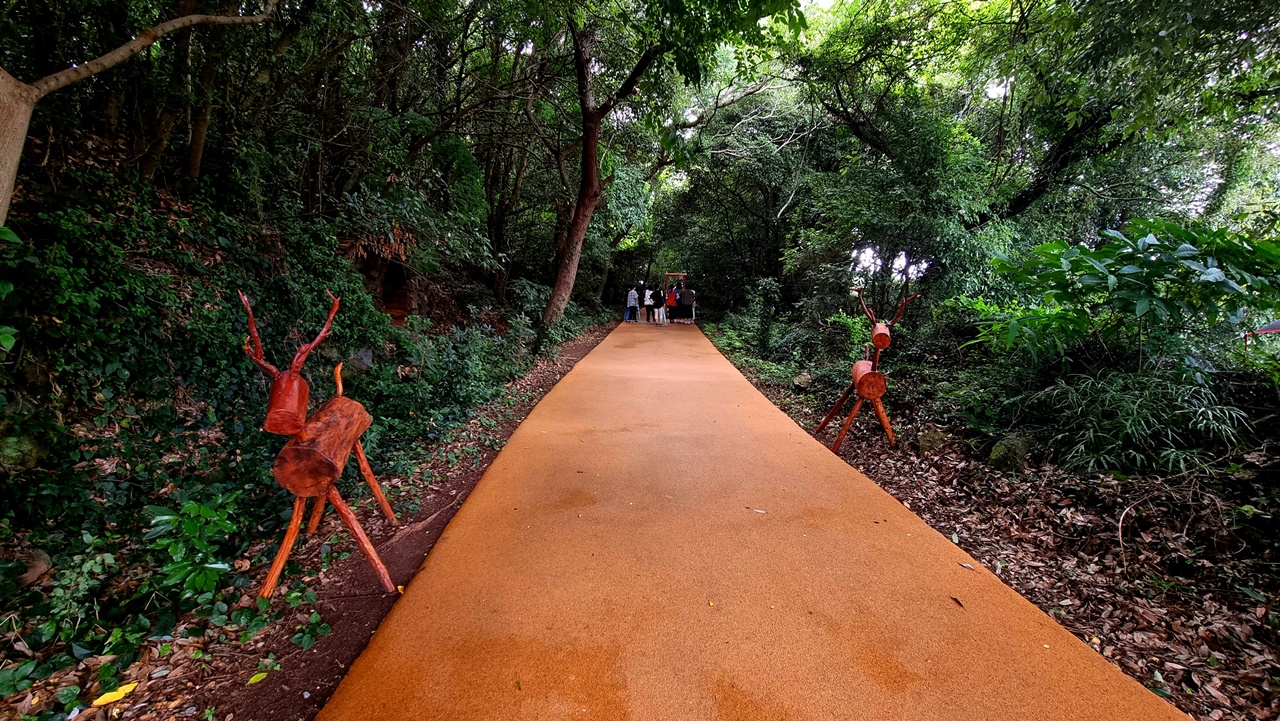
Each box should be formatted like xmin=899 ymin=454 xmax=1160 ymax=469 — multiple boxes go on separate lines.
xmin=540 ymin=24 xmax=662 ymax=325
xmin=139 ymin=0 xmax=198 ymax=181
xmin=0 ymin=69 xmax=37 ymax=224
xmin=186 ymin=1 xmax=235 ymax=178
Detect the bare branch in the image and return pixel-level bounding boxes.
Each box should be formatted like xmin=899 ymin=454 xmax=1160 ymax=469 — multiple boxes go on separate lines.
xmin=29 ymin=0 xmax=282 ymax=100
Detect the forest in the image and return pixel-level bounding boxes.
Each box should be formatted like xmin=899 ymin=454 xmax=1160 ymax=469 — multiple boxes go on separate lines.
xmin=1 ymin=0 xmax=1279 ymax=718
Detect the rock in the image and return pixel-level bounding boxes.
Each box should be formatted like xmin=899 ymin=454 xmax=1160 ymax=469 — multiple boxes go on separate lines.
xmin=0 ymin=433 xmax=42 ymax=472
xmin=918 ymin=429 xmax=950 ymax=455
xmin=792 ymin=373 xmax=812 ymax=390
xmin=346 ymin=348 xmax=374 ymax=372
xmin=988 ymin=436 xmax=1034 ymax=472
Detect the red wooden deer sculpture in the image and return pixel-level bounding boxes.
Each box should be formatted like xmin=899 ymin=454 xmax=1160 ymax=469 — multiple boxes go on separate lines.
xmin=815 ymin=287 xmax=920 ymax=453
xmin=240 ymin=291 xmax=398 ymax=598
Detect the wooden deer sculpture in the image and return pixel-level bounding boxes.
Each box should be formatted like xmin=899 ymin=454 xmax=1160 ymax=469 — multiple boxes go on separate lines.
xmin=815 ymin=287 xmax=920 ymax=453
xmin=240 ymin=291 xmax=398 ymax=598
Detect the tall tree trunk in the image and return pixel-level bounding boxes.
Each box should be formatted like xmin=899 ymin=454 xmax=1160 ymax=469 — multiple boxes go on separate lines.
xmin=540 ymin=24 xmax=661 ymax=325
xmin=1202 ymin=138 xmax=1246 ymax=219
xmin=543 ymin=116 xmax=602 ymax=325
xmin=0 ymin=70 xmax=37 ymax=224
xmin=186 ymin=0 xmax=235 ymax=178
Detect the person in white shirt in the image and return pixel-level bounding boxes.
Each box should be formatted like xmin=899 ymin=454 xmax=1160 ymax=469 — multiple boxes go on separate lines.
xmin=643 ymin=287 xmax=656 ymax=323
xmin=625 ymin=286 xmax=639 ymax=323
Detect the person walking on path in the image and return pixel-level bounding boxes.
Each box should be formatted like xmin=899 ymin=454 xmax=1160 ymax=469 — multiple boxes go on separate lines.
xmin=666 ymin=285 xmax=679 ymax=323
xmin=682 ymin=284 xmax=697 ymax=323
xmin=626 ymin=286 xmax=639 ymax=323
xmin=655 ymin=289 xmax=667 ymax=325
xmin=643 ymin=287 xmax=656 ymax=323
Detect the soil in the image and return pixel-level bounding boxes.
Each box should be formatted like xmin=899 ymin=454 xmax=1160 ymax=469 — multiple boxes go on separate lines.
xmin=0 ymin=321 xmax=615 ymax=721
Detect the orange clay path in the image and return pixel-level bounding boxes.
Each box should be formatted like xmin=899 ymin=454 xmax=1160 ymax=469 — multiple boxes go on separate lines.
xmin=318 ymin=323 xmax=1187 ymax=721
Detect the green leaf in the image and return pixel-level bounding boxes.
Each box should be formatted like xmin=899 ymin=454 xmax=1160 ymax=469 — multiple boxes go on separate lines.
xmin=1135 ymin=299 xmax=1150 ymax=317
xmin=55 ymin=685 xmax=81 ymax=705
xmin=248 ymin=672 xmax=268 ymax=684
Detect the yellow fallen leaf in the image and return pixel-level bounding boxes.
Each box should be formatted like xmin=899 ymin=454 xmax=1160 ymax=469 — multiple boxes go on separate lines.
xmin=92 ymin=683 xmax=138 ymax=706
xmin=397 ymin=585 xmax=404 ymax=593
xmin=248 ymin=672 xmax=268 ymax=684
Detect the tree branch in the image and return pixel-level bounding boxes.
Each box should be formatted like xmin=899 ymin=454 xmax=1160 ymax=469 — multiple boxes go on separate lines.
xmin=29 ymin=0 xmax=281 ymax=100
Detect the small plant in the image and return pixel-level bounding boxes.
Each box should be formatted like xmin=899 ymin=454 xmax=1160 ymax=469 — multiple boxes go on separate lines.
xmin=290 ymin=611 xmax=332 ymax=650
xmin=145 ymin=495 xmax=238 ymax=597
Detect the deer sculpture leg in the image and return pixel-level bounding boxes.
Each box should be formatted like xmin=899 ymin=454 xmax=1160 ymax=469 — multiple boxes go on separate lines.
xmin=354 ymin=440 xmax=398 ymax=526
xmin=830 ymin=398 xmax=865 ymax=454
xmin=815 ymin=382 xmax=855 ymax=434
xmin=306 ymin=496 xmax=327 ymax=535
xmin=260 ymin=496 xmax=307 ymax=599
xmin=327 ymin=485 xmax=396 ymax=593
xmin=872 ymin=398 xmax=897 ymax=448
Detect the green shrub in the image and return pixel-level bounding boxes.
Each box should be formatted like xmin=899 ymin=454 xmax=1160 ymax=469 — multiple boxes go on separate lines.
xmin=1032 ymin=370 xmax=1245 ymax=473
xmin=0 ymin=184 xmax=567 ymax=673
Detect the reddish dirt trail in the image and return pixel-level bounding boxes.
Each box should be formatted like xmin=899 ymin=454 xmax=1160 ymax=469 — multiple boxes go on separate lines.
xmin=317 ymin=323 xmax=1187 ymax=721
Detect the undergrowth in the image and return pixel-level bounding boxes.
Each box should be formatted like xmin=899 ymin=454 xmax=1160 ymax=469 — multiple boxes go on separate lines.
xmin=0 ymin=178 xmax=605 ymax=713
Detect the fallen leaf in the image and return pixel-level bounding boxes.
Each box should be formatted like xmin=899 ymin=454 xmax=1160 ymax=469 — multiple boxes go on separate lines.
xmin=959 ymin=563 xmax=974 ymax=570
xmin=950 ymin=596 xmax=965 ymax=608
xmin=248 ymin=673 xmax=268 ymax=684
xmin=91 ymin=683 xmax=138 ymax=706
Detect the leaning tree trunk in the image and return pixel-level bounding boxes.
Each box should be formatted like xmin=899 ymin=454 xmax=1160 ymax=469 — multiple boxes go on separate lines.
xmin=0 ymin=70 xmax=37 ymax=225
xmin=542 ymin=119 xmax=603 ymax=325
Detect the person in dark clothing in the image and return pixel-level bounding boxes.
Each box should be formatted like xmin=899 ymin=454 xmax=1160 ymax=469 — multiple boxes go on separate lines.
xmin=682 ymin=285 xmax=697 ymax=323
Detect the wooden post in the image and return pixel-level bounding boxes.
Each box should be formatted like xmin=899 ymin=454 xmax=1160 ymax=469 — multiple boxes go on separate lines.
xmin=306 ymin=496 xmax=326 ymax=534
xmin=872 ymin=399 xmax=896 ymax=448
xmin=815 ymin=382 xmax=854 ymax=434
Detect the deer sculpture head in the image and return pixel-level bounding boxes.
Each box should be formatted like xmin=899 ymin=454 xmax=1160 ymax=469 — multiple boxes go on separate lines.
xmin=239 ymin=290 xmax=341 ymax=436
xmin=855 ymin=287 xmax=920 ymax=362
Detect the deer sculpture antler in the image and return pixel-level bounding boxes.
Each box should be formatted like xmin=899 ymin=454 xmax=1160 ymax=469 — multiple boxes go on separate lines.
xmin=238 ymin=290 xmax=341 ymax=376
xmin=289 ymin=290 xmax=340 ymax=373
xmin=853 ymin=287 xmax=921 ymax=326
xmin=240 ymin=290 xmax=279 ymax=378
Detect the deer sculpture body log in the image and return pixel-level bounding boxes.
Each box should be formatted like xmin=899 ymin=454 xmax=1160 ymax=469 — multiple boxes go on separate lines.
xmin=815 ymin=288 xmax=920 ymax=453
xmin=240 ymin=291 xmax=398 ymax=598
